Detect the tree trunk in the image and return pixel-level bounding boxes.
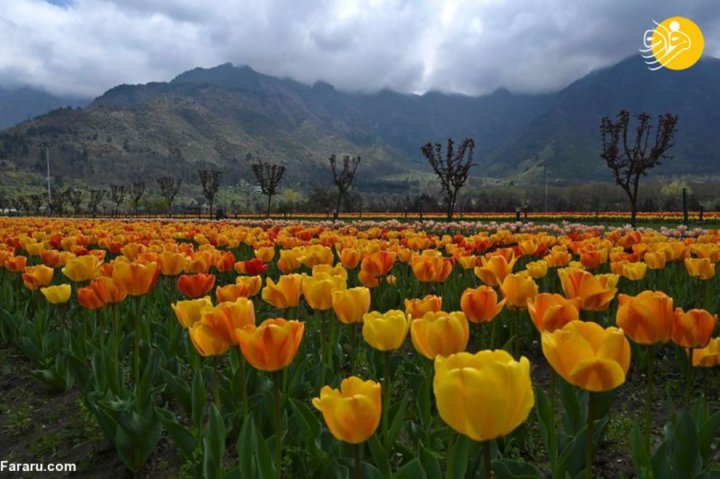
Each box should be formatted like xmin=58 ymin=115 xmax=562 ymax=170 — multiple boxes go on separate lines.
xmin=209 ymin=199 xmax=214 ymax=220
xmin=266 ymin=194 xmax=272 ymax=218
xmin=335 ymin=191 xmax=343 ymax=221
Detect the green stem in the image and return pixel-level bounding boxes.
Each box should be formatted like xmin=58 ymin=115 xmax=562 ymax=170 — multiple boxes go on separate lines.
xmin=273 ymin=371 xmax=283 ymax=479
xmin=213 ymin=356 xmax=221 ymax=408
xmin=645 ymin=346 xmax=654 ymax=451
xmin=446 ymin=428 xmax=455 ymax=479
xmin=382 ymin=351 xmax=391 ymax=450
xmin=585 ymin=392 xmax=595 ymax=479
xmin=240 ymin=356 xmax=248 ymax=417
xmin=354 ymin=443 xmax=362 ymax=479
xmin=134 ymin=297 xmax=141 ymax=404
xmin=483 ymin=440 xmax=492 ymax=479
xmin=490 ymin=320 xmax=496 ymax=350
xmin=320 ymin=310 xmax=327 ymax=386
xmin=351 ymin=324 xmax=357 ymax=375
xmin=112 ymin=304 xmax=120 ymax=372
xmin=686 ymin=348 xmax=695 ymax=407
xmin=513 ymin=309 xmax=521 ymax=358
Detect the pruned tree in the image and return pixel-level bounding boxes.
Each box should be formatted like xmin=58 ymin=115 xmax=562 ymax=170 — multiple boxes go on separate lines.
xmin=601 ymin=110 xmax=678 ymax=227
xmin=421 ymin=138 xmax=476 ymax=220
xmin=66 ymin=188 xmax=84 ymax=216
xmin=49 ymin=189 xmax=67 ymax=216
xmin=251 ymin=159 xmax=286 ymax=218
xmin=110 ymin=184 xmax=127 ymax=217
xmin=130 ymin=181 xmax=146 ymax=216
xmin=88 ymin=189 xmax=106 ymax=218
xmin=329 ymin=154 xmax=361 ymax=220
xmin=157 ymin=176 xmax=182 ymax=217
xmin=29 ymin=194 xmax=43 ymax=216
xmin=197 ymin=169 xmax=222 ymax=219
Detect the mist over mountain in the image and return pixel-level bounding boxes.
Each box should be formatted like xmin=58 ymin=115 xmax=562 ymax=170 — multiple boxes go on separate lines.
xmin=1 ymin=57 xmax=718 ymax=193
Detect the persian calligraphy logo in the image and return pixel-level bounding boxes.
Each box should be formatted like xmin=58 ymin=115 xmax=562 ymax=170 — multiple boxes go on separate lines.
xmin=640 ymin=17 xmax=704 ymax=71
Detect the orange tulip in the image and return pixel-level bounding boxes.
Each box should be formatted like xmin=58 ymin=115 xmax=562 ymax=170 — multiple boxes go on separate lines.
xmin=112 ymin=261 xmax=159 ymax=296
xmin=4 ymin=255 xmax=27 ymax=272
xmin=616 ymin=291 xmax=673 ymax=345
xmin=214 ymin=251 xmax=236 ymax=273
xmin=262 ymin=274 xmax=303 ymax=309
xmin=460 ymin=286 xmax=505 ymax=324
xmin=234 ymin=318 xmax=305 ymax=371
xmin=672 ymin=308 xmax=717 ymax=349
xmin=411 ymin=252 xmax=454 ymax=283
xmin=404 ymin=295 xmax=442 ymax=319
xmin=358 ymin=251 xmax=396 ymax=287
xmin=527 ymin=293 xmax=581 ymax=332
xmin=177 ymin=273 xmax=216 ymax=298
xmin=216 ymin=283 xmax=253 ymax=302
xmin=339 ymin=248 xmax=362 ymax=269
xmin=235 ymin=275 xmax=262 ymax=297
xmin=474 ymin=254 xmax=516 ymax=286
xmin=558 ymin=268 xmax=617 ymax=311
xmin=22 ymin=265 xmax=54 ymax=290
xmin=40 ymin=250 xmax=63 ymax=268
xmin=411 ymin=311 xmax=469 ymax=359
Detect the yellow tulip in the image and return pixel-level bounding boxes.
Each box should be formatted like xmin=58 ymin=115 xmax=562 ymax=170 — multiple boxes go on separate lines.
xmin=474 ymin=254 xmax=516 ymax=286
xmin=262 ymin=274 xmax=303 ymax=309
xmin=621 ymin=262 xmax=647 ymax=281
xmin=40 ymin=284 xmax=72 ymax=304
xmin=21 ymin=264 xmax=54 ymax=290
xmin=362 ymin=310 xmax=410 ymax=351
xmin=332 ymin=287 xmax=371 ymax=324
xmin=684 ymin=257 xmax=715 ymax=280
xmin=411 ymin=311 xmax=469 ymax=359
xmin=301 ymin=272 xmax=347 ymax=311
xmin=692 ymin=338 xmax=720 ymax=367
xmin=312 ymin=376 xmax=382 ymax=444
xmin=499 ymin=273 xmax=538 ymax=310
xmin=433 ymin=350 xmax=534 ymax=441
xmin=541 ymin=320 xmax=630 ymax=392
xmin=525 ymin=260 xmax=548 ymax=279
xmin=62 ymin=255 xmax=101 ymax=282
xmin=172 ymin=296 xmax=214 ymax=328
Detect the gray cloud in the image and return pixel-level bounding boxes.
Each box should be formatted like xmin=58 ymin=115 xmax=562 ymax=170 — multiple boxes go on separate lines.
xmin=1 ymin=0 xmax=718 ymax=98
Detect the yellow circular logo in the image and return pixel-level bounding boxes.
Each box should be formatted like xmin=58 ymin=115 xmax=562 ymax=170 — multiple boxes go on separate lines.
xmin=641 ymin=16 xmax=704 ymax=71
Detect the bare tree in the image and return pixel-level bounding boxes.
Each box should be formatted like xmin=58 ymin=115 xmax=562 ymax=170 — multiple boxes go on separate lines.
xmin=49 ymin=189 xmax=68 ymax=216
xmin=88 ymin=189 xmax=106 ymax=218
xmin=29 ymin=194 xmax=43 ymax=216
xmin=109 ymin=184 xmax=127 ymax=217
xmin=67 ymin=188 xmax=85 ymax=216
xmin=601 ymin=110 xmax=678 ymax=227
xmin=197 ymin=169 xmax=222 ymax=219
xmin=130 ymin=181 xmax=146 ymax=216
xmin=157 ymin=177 xmax=182 ymax=217
xmin=329 ymin=154 xmax=361 ymax=220
xmin=251 ymin=159 xmax=286 ymax=218
xmin=421 ymin=138 xmax=476 ymax=220
xmin=14 ymin=197 xmax=31 ymax=216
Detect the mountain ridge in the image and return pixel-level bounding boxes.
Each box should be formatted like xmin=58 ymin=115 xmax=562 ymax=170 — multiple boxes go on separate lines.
xmin=1 ymin=56 xmax=718 ymax=194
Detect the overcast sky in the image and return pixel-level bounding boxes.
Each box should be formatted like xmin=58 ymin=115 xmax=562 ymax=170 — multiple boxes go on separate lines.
xmin=1 ymin=0 xmax=719 ymax=99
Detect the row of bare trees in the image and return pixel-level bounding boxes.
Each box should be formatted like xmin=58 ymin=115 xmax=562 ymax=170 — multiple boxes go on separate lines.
xmin=2 ymin=109 xmax=679 ymax=226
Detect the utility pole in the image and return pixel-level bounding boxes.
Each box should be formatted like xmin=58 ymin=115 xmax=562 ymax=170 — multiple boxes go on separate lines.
xmin=544 ymin=164 xmax=549 ymax=213
xmin=46 ymin=145 xmax=51 ymax=208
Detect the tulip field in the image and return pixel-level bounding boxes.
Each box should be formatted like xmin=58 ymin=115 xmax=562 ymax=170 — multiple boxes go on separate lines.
xmin=1 ymin=217 xmax=720 ymax=478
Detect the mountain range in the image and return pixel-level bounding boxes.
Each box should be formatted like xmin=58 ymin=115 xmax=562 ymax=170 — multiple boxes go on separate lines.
xmin=1 ymin=56 xmax=719 ymax=194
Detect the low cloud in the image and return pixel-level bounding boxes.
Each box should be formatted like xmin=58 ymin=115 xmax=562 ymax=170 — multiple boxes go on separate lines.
xmin=1 ymin=0 xmax=718 ymax=98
